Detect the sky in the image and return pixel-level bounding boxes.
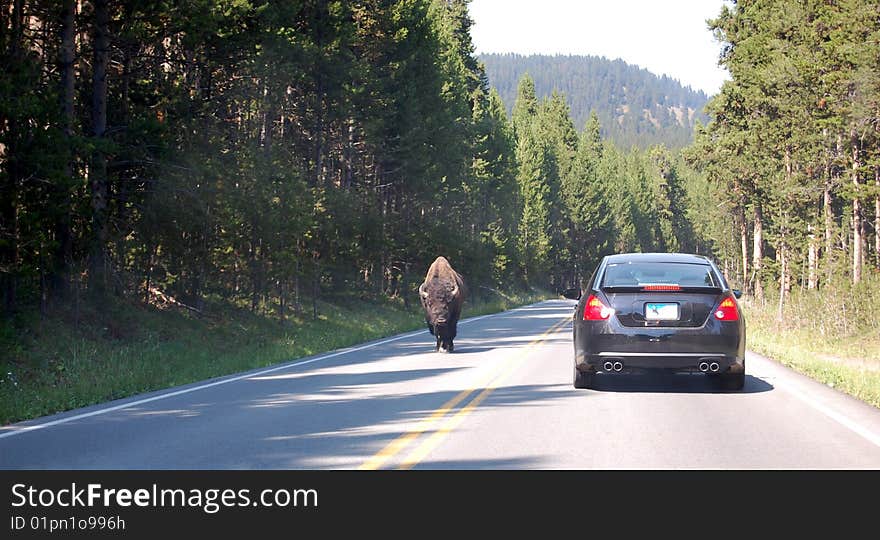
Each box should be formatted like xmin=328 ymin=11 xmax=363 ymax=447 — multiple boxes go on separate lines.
xmin=467 ymin=0 xmax=731 ymax=96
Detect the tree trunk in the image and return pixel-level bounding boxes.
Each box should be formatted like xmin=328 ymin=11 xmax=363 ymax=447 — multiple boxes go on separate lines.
xmin=739 ymin=205 xmax=748 ymax=294
xmin=250 ymin=228 xmax=259 ymax=312
xmin=875 ymin=168 xmax=879 ymax=269
xmin=807 ymin=224 xmax=817 ymax=290
xmin=752 ymin=204 xmax=764 ymax=302
xmin=278 ymin=278 xmax=285 ymax=323
xmin=144 ymin=241 xmax=156 ymax=303
xmin=294 ymin=258 xmax=301 ymax=313
xmin=88 ymin=0 xmax=110 ymax=296
xmin=47 ymin=0 xmax=76 ymax=302
xmin=851 ymin=129 xmax=863 ymax=284
xmin=260 ymin=81 xmax=274 ymax=150
xmin=314 ymin=89 xmax=324 ymax=187
xmin=824 ymin=131 xmax=843 ymax=287
xmin=343 ymin=118 xmax=354 ymax=189
xmin=778 ymin=148 xmax=793 ymax=316
xmin=777 ymin=237 xmax=788 ymax=321
xmin=312 ymin=258 xmax=320 ymax=321
xmin=1 ymin=0 xmax=24 ymax=314
xmin=112 ymin=39 xmax=135 ymax=292
xmin=823 ymin=175 xmax=833 ymax=286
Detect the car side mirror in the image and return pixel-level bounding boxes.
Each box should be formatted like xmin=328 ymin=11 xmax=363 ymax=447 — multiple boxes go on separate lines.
xmin=562 ymin=288 xmax=581 ymax=300
xmin=733 ymin=289 xmax=743 ymax=299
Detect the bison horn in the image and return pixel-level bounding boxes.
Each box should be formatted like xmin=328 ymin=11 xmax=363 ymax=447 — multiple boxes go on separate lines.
xmin=451 ymin=283 xmax=458 ymax=297
xmin=419 ymin=282 xmax=428 ymax=298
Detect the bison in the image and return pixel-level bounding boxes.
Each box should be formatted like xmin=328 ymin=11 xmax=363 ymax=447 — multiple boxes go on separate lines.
xmin=418 ymin=256 xmax=466 ymax=352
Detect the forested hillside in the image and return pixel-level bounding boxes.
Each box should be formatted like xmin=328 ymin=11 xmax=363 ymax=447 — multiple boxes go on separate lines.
xmin=480 ymin=53 xmax=710 ymax=149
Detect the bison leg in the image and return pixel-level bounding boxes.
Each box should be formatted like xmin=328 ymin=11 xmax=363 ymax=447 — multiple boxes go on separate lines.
xmin=435 ymin=336 xmax=441 ymax=351
xmin=443 ymin=322 xmax=456 ymax=352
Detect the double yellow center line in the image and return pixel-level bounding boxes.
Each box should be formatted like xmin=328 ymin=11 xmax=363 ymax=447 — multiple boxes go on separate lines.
xmin=359 ymin=315 xmax=571 ymax=470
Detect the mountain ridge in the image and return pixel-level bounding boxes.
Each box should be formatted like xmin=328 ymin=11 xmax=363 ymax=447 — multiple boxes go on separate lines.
xmin=479 ymin=53 xmax=710 ymax=149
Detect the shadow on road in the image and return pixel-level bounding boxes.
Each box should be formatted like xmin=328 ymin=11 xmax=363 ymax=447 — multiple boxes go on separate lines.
xmin=586 ymin=372 xmax=772 ymax=394
xmin=242 ymin=379 xmax=579 ymax=469
xmin=0 ymin=301 xmax=580 ymax=470
xmin=395 ymin=334 xmax=570 ymax=356
xmin=408 ymin=457 xmax=544 ymax=469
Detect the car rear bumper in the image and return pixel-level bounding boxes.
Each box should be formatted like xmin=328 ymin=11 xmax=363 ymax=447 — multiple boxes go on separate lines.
xmin=576 ymin=352 xmax=744 ymax=373
xmin=573 ymin=316 xmax=745 ymax=374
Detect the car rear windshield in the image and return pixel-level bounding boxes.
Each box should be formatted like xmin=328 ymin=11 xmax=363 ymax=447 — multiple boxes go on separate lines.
xmin=601 ymin=262 xmax=719 ymax=288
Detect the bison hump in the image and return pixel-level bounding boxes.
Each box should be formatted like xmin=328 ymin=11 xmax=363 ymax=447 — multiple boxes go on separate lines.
xmin=425 ymin=257 xmax=462 ymax=283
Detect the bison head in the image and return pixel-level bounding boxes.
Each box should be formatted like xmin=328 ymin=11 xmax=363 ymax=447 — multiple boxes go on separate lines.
xmin=419 ymin=279 xmax=460 ymax=351
xmin=419 ymin=280 xmax=458 ymax=324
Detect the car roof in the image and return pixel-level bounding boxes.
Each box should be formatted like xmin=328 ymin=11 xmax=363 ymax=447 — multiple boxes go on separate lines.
xmin=603 ymin=252 xmax=713 ymax=265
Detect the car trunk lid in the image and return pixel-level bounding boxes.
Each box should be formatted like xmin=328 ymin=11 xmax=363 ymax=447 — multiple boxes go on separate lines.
xmin=602 ymin=287 xmax=723 ymax=328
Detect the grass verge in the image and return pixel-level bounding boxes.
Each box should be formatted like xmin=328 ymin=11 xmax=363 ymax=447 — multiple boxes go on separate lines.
xmin=0 ymin=288 xmax=551 ymax=425
xmin=741 ymin=282 xmax=880 ymax=409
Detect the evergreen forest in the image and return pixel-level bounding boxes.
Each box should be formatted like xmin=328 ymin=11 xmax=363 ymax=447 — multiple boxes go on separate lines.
xmin=2 ymin=1 xmax=879 ymax=416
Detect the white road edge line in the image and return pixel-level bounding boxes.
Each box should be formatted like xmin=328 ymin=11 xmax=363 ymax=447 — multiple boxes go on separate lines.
xmin=0 ymin=302 xmax=550 ymax=439
xmin=772 ymin=377 xmax=880 ymax=449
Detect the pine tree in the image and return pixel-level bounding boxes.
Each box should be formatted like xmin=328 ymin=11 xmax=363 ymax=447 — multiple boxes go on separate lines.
xmin=563 ymin=112 xmax=613 ymax=285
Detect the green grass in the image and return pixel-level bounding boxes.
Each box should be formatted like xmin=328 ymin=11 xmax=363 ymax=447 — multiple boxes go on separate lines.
xmin=741 ymin=278 xmax=880 ymax=409
xmin=0 ymin=288 xmax=551 ymax=425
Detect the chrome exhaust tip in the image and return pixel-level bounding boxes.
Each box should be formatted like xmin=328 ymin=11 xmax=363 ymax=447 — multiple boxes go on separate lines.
xmin=698 ymin=361 xmax=710 ymax=372
xmin=709 ymin=362 xmax=720 ymax=373
xmin=603 ymin=361 xmax=614 ymax=372
xmin=612 ymin=361 xmax=623 ymax=372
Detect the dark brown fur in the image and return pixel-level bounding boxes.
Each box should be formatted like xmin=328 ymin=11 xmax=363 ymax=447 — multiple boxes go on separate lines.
xmin=419 ymin=257 xmax=466 ymax=352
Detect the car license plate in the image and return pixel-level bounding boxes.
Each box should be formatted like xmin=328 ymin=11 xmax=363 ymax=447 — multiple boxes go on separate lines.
xmin=645 ymin=302 xmax=679 ymax=320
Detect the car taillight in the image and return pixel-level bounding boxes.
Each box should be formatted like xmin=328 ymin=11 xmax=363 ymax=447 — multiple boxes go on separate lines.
xmin=714 ymin=296 xmax=739 ymax=321
xmin=583 ymin=294 xmax=613 ymax=320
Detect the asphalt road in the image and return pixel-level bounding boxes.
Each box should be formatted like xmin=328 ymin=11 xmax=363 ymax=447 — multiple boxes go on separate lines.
xmin=1 ymin=299 xmax=879 ymax=469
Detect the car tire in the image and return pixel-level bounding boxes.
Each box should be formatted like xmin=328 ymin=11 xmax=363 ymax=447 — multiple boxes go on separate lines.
xmin=720 ymin=371 xmax=745 ymax=391
xmin=573 ymin=366 xmax=594 ymax=389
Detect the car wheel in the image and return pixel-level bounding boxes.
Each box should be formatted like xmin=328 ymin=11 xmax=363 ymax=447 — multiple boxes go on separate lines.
xmin=720 ymin=371 xmax=745 ymax=391
xmin=573 ymin=365 xmax=594 ymax=389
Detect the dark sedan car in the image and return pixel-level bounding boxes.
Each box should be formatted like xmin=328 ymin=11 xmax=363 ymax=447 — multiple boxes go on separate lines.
xmin=565 ymin=252 xmax=745 ymax=390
